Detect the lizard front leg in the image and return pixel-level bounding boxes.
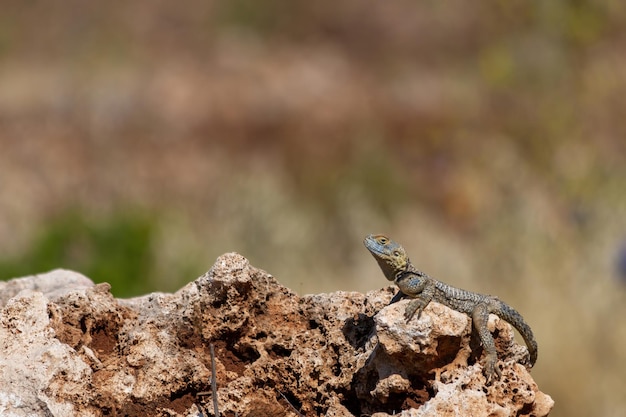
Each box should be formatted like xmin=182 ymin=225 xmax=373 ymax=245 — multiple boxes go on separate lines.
xmin=472 ymin=303 xmax=501 ymax=383
xmin=396 ymin=272 xmax=436 ymax=322
xmin=404 ymin=297 xmax=430 ymax=322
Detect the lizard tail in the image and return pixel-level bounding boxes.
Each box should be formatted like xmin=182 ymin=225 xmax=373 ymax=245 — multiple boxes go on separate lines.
xmin=498 ymin=301 xmax=538 ymax=366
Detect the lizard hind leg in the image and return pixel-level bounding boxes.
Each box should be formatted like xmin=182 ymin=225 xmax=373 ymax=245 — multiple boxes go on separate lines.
xmin=471 ymin=303 xmax=501 ymax=383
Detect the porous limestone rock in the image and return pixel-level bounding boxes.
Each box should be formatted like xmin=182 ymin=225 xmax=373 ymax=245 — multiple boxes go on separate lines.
xmin=0 ymin=254 xmax=554 ymax=416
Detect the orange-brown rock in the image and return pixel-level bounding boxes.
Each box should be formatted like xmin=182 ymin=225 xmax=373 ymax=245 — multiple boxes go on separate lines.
xmin=0 ymin=253 xmax=553 ymax=416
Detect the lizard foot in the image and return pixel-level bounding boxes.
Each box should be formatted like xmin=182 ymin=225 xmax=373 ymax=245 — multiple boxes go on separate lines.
xmin=483 ymin=354 xmax=502 ymax=384
xmin=404 ymin=299 xmax=427 ymax=322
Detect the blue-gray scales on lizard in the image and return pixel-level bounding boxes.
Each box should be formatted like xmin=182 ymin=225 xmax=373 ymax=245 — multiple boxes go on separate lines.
xmin=364 ymin=233 xmax=538 ymax=382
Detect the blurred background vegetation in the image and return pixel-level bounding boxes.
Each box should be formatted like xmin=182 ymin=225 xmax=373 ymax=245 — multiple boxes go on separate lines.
xmin=1 ymin=1 xmax=625 ymax=415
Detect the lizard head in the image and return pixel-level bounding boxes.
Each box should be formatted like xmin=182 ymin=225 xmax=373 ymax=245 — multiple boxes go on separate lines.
xmin=363 ymin=234 xmax=409 ymax=281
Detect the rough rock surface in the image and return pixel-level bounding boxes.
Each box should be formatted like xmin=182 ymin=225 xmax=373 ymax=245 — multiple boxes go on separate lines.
xmin=0 ymin=253 xmax=553 ymax=416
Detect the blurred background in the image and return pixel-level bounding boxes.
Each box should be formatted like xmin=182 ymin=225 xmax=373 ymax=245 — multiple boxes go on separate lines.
xmin=1 ymin=1 xmax=625 ymax=415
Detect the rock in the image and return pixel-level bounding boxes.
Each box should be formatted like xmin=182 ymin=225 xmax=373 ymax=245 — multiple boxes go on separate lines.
xmin=0 ymin=253 xmax=554 ymax=416
xmin=0 ymin=269 xmax=95 ymax=306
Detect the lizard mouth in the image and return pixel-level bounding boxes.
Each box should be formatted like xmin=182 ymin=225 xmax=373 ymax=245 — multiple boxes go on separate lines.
xmin=363 ymin=234 xmax=386 ymax=255
xmin=364 ymin=234 xmax=400 ymax=281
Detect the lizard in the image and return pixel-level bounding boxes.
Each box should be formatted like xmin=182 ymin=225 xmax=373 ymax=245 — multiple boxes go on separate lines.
xmin=363 ymin=233 xmax=538 ymax=383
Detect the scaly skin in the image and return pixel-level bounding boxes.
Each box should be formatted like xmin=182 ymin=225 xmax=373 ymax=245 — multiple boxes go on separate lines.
xmin=364 ymin=234 xmax=538 ymax=383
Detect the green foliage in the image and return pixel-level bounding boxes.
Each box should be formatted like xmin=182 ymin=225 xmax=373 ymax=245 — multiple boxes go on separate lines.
xmin=0 ymin=210 xmax=156 ymax=297
xmin=216 ymin=0 xmax=287 ymax=34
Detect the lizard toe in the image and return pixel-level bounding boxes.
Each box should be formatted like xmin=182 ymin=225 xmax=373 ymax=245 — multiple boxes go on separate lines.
xmin=483 ymin=356 xmax=501 ymax=384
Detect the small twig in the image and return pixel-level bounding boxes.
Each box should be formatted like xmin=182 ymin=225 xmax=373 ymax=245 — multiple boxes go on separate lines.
xmin=210 ymin=343 xmax=219 ymax=417
xmin=196 ymin=403 xmax=208 ymax=417
xmin=278 ymin=390 xmax=304 ymax=417
xmin=196 ymin=343 xmax=220 ymax=416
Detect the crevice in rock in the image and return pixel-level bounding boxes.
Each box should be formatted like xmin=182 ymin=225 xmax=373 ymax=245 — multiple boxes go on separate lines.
xmin=342 ymin=312 xmax=376 ymax=349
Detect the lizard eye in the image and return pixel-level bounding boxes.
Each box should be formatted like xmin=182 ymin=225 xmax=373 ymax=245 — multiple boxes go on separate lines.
xmin=379 ymin=237 xmax=388 ymax=244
